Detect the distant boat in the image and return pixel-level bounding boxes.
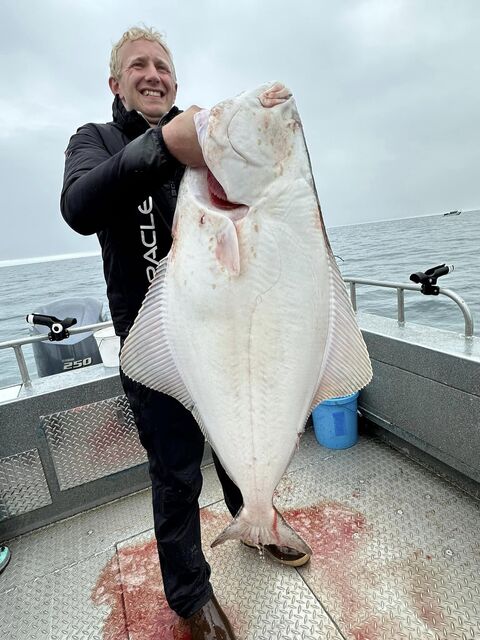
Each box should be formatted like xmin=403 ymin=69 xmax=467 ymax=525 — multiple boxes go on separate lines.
xmin=443 ymin=210 xmax=462 ymax=216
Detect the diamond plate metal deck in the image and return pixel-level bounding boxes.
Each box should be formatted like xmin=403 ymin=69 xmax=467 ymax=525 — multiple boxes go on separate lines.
xmin=41 ymin=395 xmax=147 ymax=489
xmin=115 ymin=523 xmax=343 ymax=640
xmin=0 ymin=431 xmax=478 ymax=640
xmin=1 ymin=548 xmax=123 ymax=640
xmin=0 ymin=449 xmax=51 ymax=520
xmin=275 ymin=437 xmax=480 ymax=640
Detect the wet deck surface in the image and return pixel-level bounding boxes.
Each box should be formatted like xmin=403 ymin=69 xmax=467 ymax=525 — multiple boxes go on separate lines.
xmin=1 ymin=430 xmax=479 ymax=639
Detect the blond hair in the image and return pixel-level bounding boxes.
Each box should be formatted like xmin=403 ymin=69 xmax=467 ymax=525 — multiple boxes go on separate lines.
xmin=110 ymin=25 xmax=176 ymax=81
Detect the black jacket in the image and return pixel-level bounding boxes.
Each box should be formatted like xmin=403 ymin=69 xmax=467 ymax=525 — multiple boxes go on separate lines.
xmin=61 ymin=96 xmax=184 ymax=336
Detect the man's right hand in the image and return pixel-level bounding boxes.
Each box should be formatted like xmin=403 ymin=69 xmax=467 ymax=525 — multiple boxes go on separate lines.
xmin=162 ymin=106 xmax=207 ymax=167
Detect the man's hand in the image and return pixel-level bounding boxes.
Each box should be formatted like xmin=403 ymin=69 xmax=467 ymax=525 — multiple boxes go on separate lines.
xmin=162 ymin=106 xmax=206 ymax=167
xmin=259 ymin=83 xmax=292 ymax=108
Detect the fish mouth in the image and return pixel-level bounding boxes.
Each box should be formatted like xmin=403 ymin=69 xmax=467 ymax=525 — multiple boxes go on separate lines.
xmin=203 ymin=169 xmax=248 ymax=221
xmin=187 ymin=166 xmax=248 ymax=223
xmin=207 ymin=170 xmax=242 ymax=211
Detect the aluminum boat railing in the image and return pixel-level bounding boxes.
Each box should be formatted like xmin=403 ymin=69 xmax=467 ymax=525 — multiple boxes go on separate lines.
xmin=0 ymin=320 xmax=113 ymax=389
xmin=0 ymin=278 xmax=475 ymax=390
xmin=344 ymin=277 xmax=474 ymax=338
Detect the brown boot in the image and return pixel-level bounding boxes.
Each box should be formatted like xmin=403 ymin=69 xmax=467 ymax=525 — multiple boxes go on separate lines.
xmin=185 ymin=594 xmax=237 ymax=640
xmin=242 ymin=540 xmax=310 ymax=567
xmin=263 ymin=544 xmax=310 ymax=567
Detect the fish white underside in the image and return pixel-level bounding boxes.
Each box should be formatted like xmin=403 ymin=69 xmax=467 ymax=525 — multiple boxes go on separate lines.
xmin=121 ymin=84 xmax=372 ymax=553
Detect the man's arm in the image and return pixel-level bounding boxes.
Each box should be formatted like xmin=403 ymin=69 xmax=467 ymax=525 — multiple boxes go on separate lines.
xmin=162 ymin=106 xmax=206 ymax=167
xmin=61 ymin=123 xmax=181 ymax=236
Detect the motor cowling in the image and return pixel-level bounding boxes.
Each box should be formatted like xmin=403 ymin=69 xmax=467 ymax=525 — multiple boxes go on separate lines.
xmin=27 ymin=298 xmax=104 ymax=377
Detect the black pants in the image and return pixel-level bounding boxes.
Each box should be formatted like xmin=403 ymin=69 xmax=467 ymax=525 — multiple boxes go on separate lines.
xmin=120 ymin=369 xmax=244 ymax=617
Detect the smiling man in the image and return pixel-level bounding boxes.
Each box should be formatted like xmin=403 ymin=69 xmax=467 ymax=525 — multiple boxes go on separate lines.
xmin=61 ymin=26 xmax=240 ymax=640
xmin=109 ymin=38 xmax=177 ymax=126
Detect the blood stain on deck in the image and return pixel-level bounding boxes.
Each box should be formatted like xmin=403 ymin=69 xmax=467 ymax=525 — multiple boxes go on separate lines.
xmin=284 ymin=501 xmax=382 ymax=640
xmin=92 ymin=509 xmax=237 ymax=639
xmin=92 ymin=538 xmax=191 ymax=639
xmin=92 ymin=501 xmax=378 ymax=639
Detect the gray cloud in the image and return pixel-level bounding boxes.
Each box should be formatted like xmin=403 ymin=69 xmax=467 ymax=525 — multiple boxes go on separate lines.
xmin=1 ymin=0 xmax=479 ymax=260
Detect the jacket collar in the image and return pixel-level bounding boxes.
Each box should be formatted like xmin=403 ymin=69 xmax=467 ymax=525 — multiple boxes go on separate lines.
xmin=112 ymin=95 xmax=180 ymax=138
xmin=112 ymin=95 xmax=149 ymax=138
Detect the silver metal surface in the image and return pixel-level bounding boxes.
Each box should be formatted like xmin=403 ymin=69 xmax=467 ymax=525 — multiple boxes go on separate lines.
xmin=17 ymin=360 xmax=119 ymax=398
xmin=1 ymin=431 xmax=478 ymax=639
xmin=0 ymin=320 xmax=113 ymax=350
xmin=41 ymin=395 xmax=147 ymax=490
xmin=358 ymin=313 xmax=480 ymax=483
xmin=0 ymin=449 xmax=51 ymax=520
xmin=117 ymin=524 xmax=343 ymax=640
xmin=344 ymin=277 xmax=475 ymax=337
xmin=282 ymin=439 xmax=480 ymax=640
xmin=0 ymin=489 xmax=154 ymax=594
xmin=0 ymin=458 xmax=223 ymax=594
xmin=397 ymin=287 xmax=405 ymax=324
xmin=1 ymin=548 xmax=120 ymax=640
xmin=204 ymin=506 xmax=344 ymax=639
xmin=0 ymin=319 xmax=113 ymax=388
xmin=13 ymin=345 xmax=32 ymax=388
xmin=357 ymin=311 xmax=480 ymax=361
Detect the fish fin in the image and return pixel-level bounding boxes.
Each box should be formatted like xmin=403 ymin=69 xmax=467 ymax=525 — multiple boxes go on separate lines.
xmin=191 ymin=404 xmax=211 ymax=443
xmin=310 ymin=255 xmax=373 ymax=410
xmin=211 ymin=506 xmax=312 ymax=555
xmin=215 ymin=221 xmax=240 ymax=276
xmin=120 ymin=257 xmax=194 ymax=410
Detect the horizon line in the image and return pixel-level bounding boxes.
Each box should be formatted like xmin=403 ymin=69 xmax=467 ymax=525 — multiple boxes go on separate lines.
xmin=0 ymin=250 xmax=101 ymax=268
xmin=1 ymin=209 xmax=478 ymax=267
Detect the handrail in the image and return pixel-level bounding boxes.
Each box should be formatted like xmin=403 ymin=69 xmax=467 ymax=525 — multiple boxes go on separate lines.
xmin=344 ymin=277 xmax=474 ymax=338
xmin=0 ymin=320 xmax=113 ymax=389
xmin=0 ymin=321 xmax=113 ymax=350
xmin=0 ymin=277 xmax=476 ymax=391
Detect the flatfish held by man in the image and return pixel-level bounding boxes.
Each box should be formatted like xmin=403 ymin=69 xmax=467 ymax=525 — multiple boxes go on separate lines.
xmin=120 ymin=81 xmax=373 ymax=555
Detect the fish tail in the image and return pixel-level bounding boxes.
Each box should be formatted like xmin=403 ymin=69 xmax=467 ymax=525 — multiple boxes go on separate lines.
xmin=211 ymin=506 xmax=311 ymax=555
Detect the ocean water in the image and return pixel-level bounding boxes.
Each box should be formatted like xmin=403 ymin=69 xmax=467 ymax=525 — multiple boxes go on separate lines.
xmin=328 ymin=210 xmax=480 ymax=336
xmin=1 ymin=211 xmax=478 ymax=388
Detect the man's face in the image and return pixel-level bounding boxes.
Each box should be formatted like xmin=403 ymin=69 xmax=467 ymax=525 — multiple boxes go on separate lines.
xmin=109 ymin=39 xmax=177 ymax=126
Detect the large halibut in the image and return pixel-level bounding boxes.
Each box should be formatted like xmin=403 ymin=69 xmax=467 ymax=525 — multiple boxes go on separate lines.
xmin=121 ymin=82 xmax=372 ymax=554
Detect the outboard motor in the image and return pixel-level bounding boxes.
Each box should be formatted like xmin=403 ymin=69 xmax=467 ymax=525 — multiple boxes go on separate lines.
xmin=27 ymin=298 xmax=104 ymax=377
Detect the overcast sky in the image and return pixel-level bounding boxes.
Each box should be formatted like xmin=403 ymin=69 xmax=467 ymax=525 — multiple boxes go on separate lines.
xmin=1 ymin=0 xmax=479 ymax=262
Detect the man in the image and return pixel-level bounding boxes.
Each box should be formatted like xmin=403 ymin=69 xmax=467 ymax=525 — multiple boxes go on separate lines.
xmin=61 ymin=26 xmax=308 ymax=640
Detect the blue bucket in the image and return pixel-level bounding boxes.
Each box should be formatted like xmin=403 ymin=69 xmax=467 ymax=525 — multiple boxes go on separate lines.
xmin=312 ymin=391 xmax=359 ymax=449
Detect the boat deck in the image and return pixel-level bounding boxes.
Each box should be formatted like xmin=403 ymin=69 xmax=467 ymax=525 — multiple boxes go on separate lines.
xmin=1 ymin=429 xmax=479 ymax=640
